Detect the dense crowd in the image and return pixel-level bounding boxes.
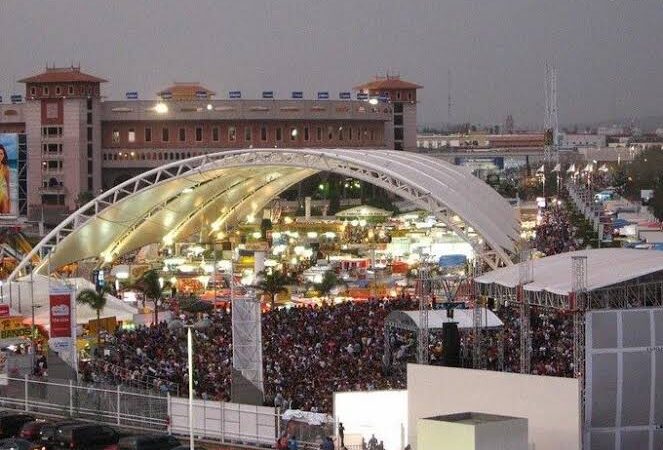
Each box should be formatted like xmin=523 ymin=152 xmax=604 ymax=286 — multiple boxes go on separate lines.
xmin=83 ymin=296 xmax=418 ymax=411
xmin=533 ymin=206 xmax=581 ymax=255
xmin=82 ymin=205 xmax=579 ymax=412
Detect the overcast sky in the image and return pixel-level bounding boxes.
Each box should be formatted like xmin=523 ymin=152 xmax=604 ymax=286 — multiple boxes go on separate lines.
xmin=1 ymin=0 xmax=662 ymax=128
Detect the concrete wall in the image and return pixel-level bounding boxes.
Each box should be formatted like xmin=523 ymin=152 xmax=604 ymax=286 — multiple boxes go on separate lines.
xmin=407 ymin=364 xmax=581 ymax=450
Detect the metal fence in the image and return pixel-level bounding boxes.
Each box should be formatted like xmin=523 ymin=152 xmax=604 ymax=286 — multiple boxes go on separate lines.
xmin=0 ymin=376 xmax=168 ymax=431
xmin=0 ymin=376 xmax=334 ymax=450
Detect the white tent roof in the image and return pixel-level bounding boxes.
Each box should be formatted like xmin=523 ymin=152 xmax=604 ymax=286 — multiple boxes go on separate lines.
xmin=0 ymin=275 xmax=137 ymax=328
xmin=22 ymin=149 xmax=518 ymax=277
xmin=475 ymin=249 xmax=663 ymax=296
xmin=387 ymin=308 xmax=503 ymax=330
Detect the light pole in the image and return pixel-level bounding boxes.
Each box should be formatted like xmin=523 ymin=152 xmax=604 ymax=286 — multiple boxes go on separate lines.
xmin=187 ymin=326 xmax=194 ymax=450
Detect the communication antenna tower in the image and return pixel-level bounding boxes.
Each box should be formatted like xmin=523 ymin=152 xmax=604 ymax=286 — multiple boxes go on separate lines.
xmin=543 ymin=64 xmax=559 ymax=163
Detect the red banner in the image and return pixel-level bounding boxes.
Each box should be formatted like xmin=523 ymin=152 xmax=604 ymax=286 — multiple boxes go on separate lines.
xmin=0 ymin=305 xmax=9 ymax=317
xmin=49 ymin=291 xmax=72 ymax=338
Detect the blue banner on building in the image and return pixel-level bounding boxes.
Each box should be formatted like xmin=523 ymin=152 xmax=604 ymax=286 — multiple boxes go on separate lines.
xmin=339 ymin=92 xmax=351 ymax=100
xmin=229 ymin=91 xmax=242 ymax=99
xmin=291 ymin=91 xmax=303 ymax=99
xmin=160 ymin=91 xmax=172 ymax=100
xmin=10 ymin=95 xmax=22 ymax=104
xmin=317 ymin=92 xmax=329 ymax=100
xmin=0 ymin=96 xmax=3 ymax=103
xmin=195 ymin=90 xmax=207 ymax=99
xmin=356 ymin=93 xmax=369 ymax=100
xmin=125 ymin=92 xmax=138 ymax=100
xmin=262 ymin=91 xmax=274 ymax=99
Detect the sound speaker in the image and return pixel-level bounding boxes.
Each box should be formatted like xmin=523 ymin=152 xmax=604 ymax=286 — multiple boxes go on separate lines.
xmin=442 ymin=322 xmax=460 ymax=367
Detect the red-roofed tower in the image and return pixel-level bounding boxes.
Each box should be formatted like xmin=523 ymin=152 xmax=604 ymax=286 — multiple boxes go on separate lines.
xmin=355 ymin=75 xmax=422 ymax=151
xmin=19 ymin=66 xmax=106 ymax=221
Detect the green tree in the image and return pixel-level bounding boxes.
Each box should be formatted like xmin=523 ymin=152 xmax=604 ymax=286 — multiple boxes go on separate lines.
xmin=651 ymin=180 xmax=663 ymax=221
xmin=312 ymin=270 xmax=341 ymax=299
xmin=134 ymin=269 xmax=166 ymax=325
xmin=76 ymin=287 xmax=109 ymax=346
xmin=624 ymin=146 xmax=663 ymax=198
xmin=255 ymin=270 xmax=291 ymax=308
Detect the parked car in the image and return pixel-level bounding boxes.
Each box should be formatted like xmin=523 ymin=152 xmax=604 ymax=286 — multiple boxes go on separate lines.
xmin=117 ymin=434 xmax=181 ymax=450
xmin=0 ymin=438 xmax=41 ymax=450
xmin=51 ymin=424 xmax=118 ymax=450
xmin=38 ymin=420 xmax=82 ymax=448
xmin=0 ymin=412 xmax=37 ymax=438
xmin=19 ymin=420 xmax=48 ymax=442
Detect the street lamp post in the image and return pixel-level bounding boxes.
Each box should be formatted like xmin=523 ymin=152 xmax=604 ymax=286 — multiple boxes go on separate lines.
xmin=187 ymin=326 xmax=194 ymax=450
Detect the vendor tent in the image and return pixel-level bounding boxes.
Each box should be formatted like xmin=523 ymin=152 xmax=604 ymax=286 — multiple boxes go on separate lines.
xmin=0 ymin=275 xmax=137 ymax=329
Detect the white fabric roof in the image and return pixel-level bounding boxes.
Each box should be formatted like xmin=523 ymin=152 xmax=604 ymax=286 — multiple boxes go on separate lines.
xmin=31 ymin=149 xmax=519 ymax=273
xmin=0 ymin=275 xmax=137 ymax=328
xmin=390 ymin=308 xmax=503 ymax=330
xmin=475 ymin=248 xmax=663 ymax=296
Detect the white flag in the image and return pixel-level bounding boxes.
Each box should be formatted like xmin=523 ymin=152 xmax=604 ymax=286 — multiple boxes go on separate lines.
xmin=566 ymin=164 xmax=576 ymax=173
xmin=536 ymin=165 xmax=545 ymax=173
xmin=552 ymin=163 xmax=561 ymax=172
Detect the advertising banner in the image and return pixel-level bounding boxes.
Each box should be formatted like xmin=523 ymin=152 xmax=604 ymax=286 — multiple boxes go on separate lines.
xmin=49 ymin=290 xmax=72 ymax=338
xmin=0 ymin=351 xmax=6 ymax=386
xmin=0 ymin=134 xmax=18 ymax=216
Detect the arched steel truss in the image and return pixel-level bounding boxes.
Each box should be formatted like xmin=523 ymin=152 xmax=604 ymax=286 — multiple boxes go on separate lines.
xmin=8 ymin=149 xmax=519 ymax=281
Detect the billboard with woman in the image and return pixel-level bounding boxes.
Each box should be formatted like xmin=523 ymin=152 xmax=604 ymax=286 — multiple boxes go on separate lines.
xmin=0 ymin=134 xmax=18 ymax=216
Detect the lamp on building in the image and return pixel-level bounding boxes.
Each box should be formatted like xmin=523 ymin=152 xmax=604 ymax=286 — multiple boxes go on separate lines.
xmin=154 ymin=102 xmax=169 ymax=114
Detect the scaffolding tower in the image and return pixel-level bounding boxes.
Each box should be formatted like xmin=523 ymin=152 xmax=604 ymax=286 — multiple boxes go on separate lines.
xmin=231 ymin=250 xmax=264 ymax=397
xmin=518 ymin=248 xmax=534 ymax=374
xmin=417 ymin=266 xmax=431 ymax=365
xmin=472 ymin=261 xmax=485 ymax=369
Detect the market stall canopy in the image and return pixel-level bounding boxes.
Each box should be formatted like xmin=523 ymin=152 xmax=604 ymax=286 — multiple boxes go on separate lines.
xmin=475 ymin=248 xmax=663 ymax=296
xmin=385 ymin=308 xmax=503 ymax=331
xmin=336 ymin=205 xmax=393 ymax=219
xmin=0 ymin=275 xmax=136 ymax=327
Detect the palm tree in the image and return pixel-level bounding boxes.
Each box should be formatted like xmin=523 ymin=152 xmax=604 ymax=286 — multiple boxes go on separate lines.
xmin=76 ymin=287 xmax=109 ymax=346
xmin=134 ymin=269 xmax=166 ymax=325
xmin=312 ymin=270 xmax=341 ymax=299
xmin=255 ymin=270 xmax=290 ymax=309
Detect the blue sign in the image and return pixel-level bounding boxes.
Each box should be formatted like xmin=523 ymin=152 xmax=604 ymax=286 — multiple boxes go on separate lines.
xmin=196 ymin=90 xmax=207 ymax=99
xmin=161 ymin=91 xmax=173 ymax=100
xmin=229 ymin=91 xmax=242 ymax=99
xmin=356 ymin=93 xmax=369 ymax=100
xmin=262 ymin=91 xmax=274 ymax=99
xmin=0 ymin=96 xmax=3 ymax=103
xmin=378 ymin=95 xmax=389 ymax=102
xmin=339 ymin=92 xmax=351 ymax=100
xmin=10 ymin=95 xmax=22 ymax=104
xmin=317 ymin=92 xmax=329 ymax=100
xmin=125 ymin=91 xmax=138 ymax=100
xmin=291 ymin=91 xmax=303 ymax=99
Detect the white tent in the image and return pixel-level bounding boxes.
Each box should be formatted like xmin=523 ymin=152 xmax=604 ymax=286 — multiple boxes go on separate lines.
xmin=386 ymin=308 xmax=503 ymax=331
xmin=475 ymin=248 xmax=663 ymax=296
xmin=0 ymin=275 xmax=137 ymax=330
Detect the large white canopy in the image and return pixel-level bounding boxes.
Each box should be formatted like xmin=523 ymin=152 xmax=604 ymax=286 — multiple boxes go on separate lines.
xmin=475 ymin=248 xmax=663 ymax=296
xmin=386 ymin=308 xmax=503 ymax=330
xmin=11 ymin=149 xmax=520 ymax=281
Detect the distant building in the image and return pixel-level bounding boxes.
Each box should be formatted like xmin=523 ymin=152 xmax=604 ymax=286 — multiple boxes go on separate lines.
xmin=559 ymin=133 xmax=606 ymax=148
xmin=416 ymin=133 xmax=544 ymax=150
xmin=0 ymin=66 xmax=421 ymax=224
xmin=354 ymin=75 xmax=422 ymax=151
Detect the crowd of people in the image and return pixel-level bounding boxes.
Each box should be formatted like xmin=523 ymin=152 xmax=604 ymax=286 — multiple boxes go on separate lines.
xmin=84 ymin=296 xmax=419 ymax=412
xmin=533 ymin=206 xmax=581 ymax=255
xmin=81 ymin=203 xmax=581 ymax=412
